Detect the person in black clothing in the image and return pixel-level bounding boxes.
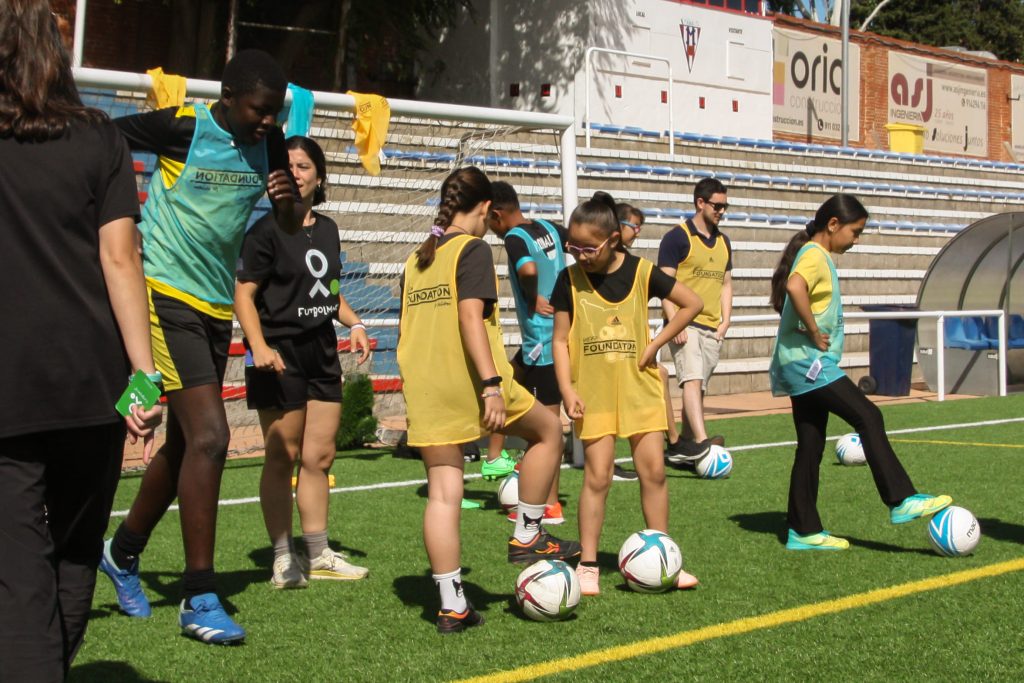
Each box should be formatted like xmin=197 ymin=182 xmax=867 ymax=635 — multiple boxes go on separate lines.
xmin=0 ymin=2 xmax=162 ymax=679
xmin=235 ymin=136 xmax=371 ymax=588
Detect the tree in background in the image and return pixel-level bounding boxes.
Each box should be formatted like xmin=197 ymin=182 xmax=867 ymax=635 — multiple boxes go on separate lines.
xmin=849 ymin=0 xmax=1024 ymax=63
xmin=770 ymin=0 xmax=1024 ymax=63
xmin=101 ymin=0 xmax=471 ymax=95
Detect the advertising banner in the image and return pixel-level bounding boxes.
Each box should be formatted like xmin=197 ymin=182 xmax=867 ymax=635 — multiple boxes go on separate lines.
xmin=772 ymin=27 xmax=860 ymax=141
xmin=888 ymin=51 xmax=987 ymax=156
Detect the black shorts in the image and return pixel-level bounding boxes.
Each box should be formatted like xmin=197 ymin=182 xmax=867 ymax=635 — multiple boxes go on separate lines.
xmin=150 ymin=290 xmax=232 ymax=392
xmin=512 ymin=350 xmax=561 ymax=407
xmin=245 ymin=324 xmax=342 ymax=411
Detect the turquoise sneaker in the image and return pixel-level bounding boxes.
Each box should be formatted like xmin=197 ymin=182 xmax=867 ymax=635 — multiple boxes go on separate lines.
xmin=481 ymin=450 xmax=517 ymax=481
xmin=890 ymin=493 xmax=952 ymax=524
xmin=786 ymin=529 xmax=850 ymax=550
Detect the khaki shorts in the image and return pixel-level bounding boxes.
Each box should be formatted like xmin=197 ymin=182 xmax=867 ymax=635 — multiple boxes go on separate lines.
xmin=668 ymin=326 xmax=722 ymax=389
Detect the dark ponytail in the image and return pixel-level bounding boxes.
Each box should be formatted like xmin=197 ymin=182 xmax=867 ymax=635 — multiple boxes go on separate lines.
xmin=769 ymin=194 xmax=868 ymax=313
xmin=415 ymin=166 xmax=492 ymax=270
xmin=569 ymin=190 xmax=623 ymax=250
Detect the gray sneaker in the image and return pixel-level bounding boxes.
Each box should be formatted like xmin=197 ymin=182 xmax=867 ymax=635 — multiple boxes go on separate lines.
xmin=306 ymin=548 xmax=369 ymax=581
xmin=271 ymin=552 xmax=308 ymax=589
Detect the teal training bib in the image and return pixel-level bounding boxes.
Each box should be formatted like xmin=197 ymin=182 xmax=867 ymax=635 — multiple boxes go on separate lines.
xmin=769 ymin=243 xmax=845 ymax=397
xmin=507 ymin=219 xmax=566 ymax=366
xmin=139 ymin=103 xmax=269 ymax=306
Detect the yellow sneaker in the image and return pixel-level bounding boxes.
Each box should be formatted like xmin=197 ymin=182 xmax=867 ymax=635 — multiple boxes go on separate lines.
xmin=890 ymin=494 xmax=952 ymax=524
xmin=786 ymin=529 xmax=850 ymax=551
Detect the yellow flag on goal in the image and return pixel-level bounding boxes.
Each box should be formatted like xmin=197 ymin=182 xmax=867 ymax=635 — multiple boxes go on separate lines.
xmin=145 ymin=67 xmax=187 ymax=109
xmin=347 ymin=91 xmax=391 ymax=176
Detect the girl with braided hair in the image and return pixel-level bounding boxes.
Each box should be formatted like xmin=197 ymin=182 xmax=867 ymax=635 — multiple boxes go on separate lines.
xmin=397 ymin=166 xmax=580 ymax=633
xmin=769 ymin=194 xmax=952 ymax=551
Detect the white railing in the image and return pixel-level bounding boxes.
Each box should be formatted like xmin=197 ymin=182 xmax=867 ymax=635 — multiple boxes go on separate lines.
xmin=719 ymin=309 xmax=1008 ymax=401
xmin=583 ymin=47 xmax=674 ymax=156
xmin=72 ymin=66 xmax=581 ymax=219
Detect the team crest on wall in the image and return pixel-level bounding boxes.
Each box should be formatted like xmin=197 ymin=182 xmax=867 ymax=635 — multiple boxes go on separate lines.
xmin=680 ymin=22 xmax=701 ymax=73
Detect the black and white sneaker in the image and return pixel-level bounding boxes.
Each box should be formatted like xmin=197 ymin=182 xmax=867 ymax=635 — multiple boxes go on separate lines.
xmin=612 ymin=465 xmax=639 ymax=482
xmin=665 ymin=438 xmax=712 ymax=466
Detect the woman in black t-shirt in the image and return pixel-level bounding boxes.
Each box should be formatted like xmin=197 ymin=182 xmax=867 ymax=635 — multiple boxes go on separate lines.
xmin=0 ymin=3 xmax=162 ymax=679
xmin=235 ymin=136 xmax=370 ymax=587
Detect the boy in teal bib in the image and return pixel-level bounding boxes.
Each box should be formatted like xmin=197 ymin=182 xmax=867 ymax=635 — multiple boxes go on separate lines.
xmin=100 ymin=50 xmax=303 ymax=645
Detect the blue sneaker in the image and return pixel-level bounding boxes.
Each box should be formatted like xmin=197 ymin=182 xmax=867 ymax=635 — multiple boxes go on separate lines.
xmin=98 ymin=538 xmax=151 ymax=617
xmin=890 ymin=493 xmax=952 ymax=524
xmin=179 ymin=593 xmax=246 ymax=645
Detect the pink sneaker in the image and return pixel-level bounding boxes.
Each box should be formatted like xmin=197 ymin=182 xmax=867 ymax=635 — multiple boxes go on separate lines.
xmin=677 ymin=569 xmax=699 ymax=590
xmin=576 ymin=564 xmax=600 ymax=596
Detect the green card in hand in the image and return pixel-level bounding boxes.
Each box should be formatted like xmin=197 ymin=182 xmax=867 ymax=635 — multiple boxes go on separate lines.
xmin=115 ymin=370 xmax=162 ymax=418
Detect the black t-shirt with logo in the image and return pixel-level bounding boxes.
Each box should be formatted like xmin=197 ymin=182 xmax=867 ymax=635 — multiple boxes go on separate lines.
xmin=0 ymin=121 xmax=140 ymax=438
xmin=237 ymin=211 xmax=342 ymax=341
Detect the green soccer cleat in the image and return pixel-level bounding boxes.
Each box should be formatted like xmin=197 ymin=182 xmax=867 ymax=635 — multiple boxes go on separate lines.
xmin=460 ymin=498 xmax=482 ymax=510
xmin=786 ymin=529 xmax=850 ymax=551
xmin=890 ymin=493 xmax=952 ymax=524
xmin=481 ymin=450 xmax=517 ymax=481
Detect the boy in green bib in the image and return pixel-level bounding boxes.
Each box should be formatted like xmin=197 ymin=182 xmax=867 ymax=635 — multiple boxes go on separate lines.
xmin=768 ymin=194 xmax=952 ymax=551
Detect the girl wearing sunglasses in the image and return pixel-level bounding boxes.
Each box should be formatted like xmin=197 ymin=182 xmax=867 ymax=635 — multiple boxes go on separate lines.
xmin=551 ymin=192 xmax=704 ymax=596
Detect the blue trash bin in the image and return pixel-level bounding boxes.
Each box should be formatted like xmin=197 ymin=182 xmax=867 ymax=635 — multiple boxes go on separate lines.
xmin=860 ymin=305 xmax=918 ymax=396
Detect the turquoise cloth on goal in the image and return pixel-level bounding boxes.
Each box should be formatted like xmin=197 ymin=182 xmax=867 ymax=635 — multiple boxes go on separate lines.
xmin=279 ymin=83 xmax=314 ymax=138
xmin=769 ymin=243 xmax=845 ymax=397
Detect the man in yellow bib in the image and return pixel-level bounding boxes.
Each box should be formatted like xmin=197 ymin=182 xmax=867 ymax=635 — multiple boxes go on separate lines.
xmin=658 ymin=178 xmax=733 ymax=466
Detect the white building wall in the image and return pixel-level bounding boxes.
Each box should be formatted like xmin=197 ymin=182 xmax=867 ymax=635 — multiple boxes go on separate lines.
xmin=419 ymin=0 xmax=773 ymax=140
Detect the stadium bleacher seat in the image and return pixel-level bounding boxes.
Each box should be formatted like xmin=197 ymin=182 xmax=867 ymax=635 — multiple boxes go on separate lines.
xmin=945 ymin=316 xmax=991 ymax=350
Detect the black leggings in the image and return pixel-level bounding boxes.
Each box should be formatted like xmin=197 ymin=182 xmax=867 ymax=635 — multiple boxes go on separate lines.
xmin=788 ymin=375 xmax=916 ymax=535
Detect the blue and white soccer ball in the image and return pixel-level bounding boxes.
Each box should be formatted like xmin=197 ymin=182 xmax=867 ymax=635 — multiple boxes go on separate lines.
xmin=498 ymin=470 xmax=519 ymax=510
xmin=835 ymin=433 xmax=867 ymax=466
xmin=695 ymin=445 xmax=733 ymax=479
xmin=617 ymin=529 xmax=683 ymax=593
xmin=515 ymin=559 xmax=580 ymax=621
xmin=927 ymin=506 xmax=981 ymax=557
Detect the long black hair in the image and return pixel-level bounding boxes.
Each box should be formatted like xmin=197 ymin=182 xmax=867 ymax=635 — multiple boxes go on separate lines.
xmin=415 ymin=166 xmax=492 ymax=270
xmin=769 ymin=194 xmax=868 ymax=313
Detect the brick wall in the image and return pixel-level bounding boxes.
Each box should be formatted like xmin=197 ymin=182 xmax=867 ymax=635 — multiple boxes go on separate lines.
xmin=774 ymin=15 xmax=1024 ymax=161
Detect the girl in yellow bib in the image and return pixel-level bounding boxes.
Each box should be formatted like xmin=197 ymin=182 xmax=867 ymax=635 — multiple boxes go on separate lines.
xmin=551 ymin=192 xmax=704 ymax=596
xmin=769 ymin=195 xmax=952 ymax=551
xmin=397 ymin=167 xmax=581 ymax=633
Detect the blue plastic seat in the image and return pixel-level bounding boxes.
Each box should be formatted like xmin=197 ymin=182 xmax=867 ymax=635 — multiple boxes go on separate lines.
xmin=945 ymin=317 xmax=990 ymax=350
xmin=606 ymin=162 xmax=630 ymax=173
xmin=733 ymin=173 xmax=753 ymax=182
xmin=651 ymin=165 xmax=673 ymax=176
xmin=753 ymin=174 xmax=772 ymax=184
xmin=628 ymin=164 xmax=655 ymax=174
xmin=983 ymin=315 xmax=1024 ymax=349
xmin=749 ymin=213 xmax=770 ymax=223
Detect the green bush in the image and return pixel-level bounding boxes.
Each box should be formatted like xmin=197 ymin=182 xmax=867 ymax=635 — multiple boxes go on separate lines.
xmin=336 ymin=373 xmax=377 ymax=451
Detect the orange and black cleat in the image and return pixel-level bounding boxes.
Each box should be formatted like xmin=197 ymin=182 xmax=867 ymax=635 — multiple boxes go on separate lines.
xmin=507 ymin=529 xmax=582 ymax=565
xmin=436 ymin=604 xmax=484 ymax=634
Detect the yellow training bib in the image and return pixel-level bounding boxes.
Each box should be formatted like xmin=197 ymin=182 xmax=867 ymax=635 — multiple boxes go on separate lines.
xmin=398 ymin=234 xmax=534 ymax=447
xmin=567 ymin=258 xmax=667 ymax=440
xmin=672 ymin=225 xmax=729 ymax=330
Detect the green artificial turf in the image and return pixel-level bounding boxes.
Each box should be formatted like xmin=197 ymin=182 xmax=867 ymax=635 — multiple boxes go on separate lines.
xmin=73 ymin=394 xmax=1024 ymax=682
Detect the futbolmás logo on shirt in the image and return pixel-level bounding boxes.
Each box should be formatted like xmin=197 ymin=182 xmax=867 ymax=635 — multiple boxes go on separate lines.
xmin=406 ymin=284 xmax=451 ymax=308
xmin=296 ymin=247 xmax=341 ymax=318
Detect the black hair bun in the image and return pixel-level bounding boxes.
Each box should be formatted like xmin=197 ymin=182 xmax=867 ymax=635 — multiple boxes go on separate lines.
xmin=591 ymin=190 xmax=617 ymax=212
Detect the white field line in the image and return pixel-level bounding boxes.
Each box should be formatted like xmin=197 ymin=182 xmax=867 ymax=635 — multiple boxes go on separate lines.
xmin=109 ymin=416 xmax=1024 ymax=518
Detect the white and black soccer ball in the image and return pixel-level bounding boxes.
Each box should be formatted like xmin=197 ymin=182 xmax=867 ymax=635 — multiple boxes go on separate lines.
xmin=498 ymin=470 xmax=519 ymax=510
xmin=617 ymin=529 xmax=683 ymax=593
xmin=928 ymin=506 xmax=981 ymax=557
xmin=515 ymin=559 xmax=580 ymax=621
xmin=695 ymin=445 xmax=733 ymax=479
xmin=835 ymin=433 xmax=866 ymax=466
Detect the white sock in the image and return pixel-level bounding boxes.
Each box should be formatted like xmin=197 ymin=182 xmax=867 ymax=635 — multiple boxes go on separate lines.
xmin=514 ymin=502 xmax=546 ymax=543
xmin=433 ymin=568 xmax=467 ymax=613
